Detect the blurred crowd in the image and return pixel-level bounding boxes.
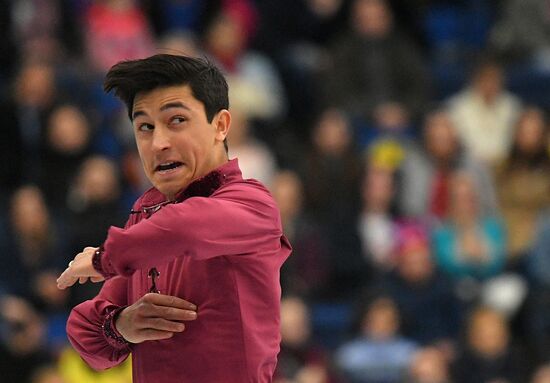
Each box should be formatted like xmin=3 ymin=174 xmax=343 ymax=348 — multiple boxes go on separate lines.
xmin=2 ymin=0 xmax=550 ymax=382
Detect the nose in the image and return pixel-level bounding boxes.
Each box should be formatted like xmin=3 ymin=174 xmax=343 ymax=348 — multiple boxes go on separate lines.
xmin=151 ymin=126 xmax=171 ymax=151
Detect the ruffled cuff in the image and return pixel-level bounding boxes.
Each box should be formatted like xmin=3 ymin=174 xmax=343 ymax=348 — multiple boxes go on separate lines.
xmin=102 ymin=306 xmax=131 ymax=349
xmin=92 ymin=245 xmax=117 ymax=279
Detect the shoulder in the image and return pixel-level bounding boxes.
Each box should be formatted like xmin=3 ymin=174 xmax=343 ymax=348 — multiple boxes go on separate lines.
xmin=203 ymin=178 xmax=281 ymax=219
xmin=214 ymin=178 xmax=275 ymax=205
xmin=192 ymin=179 xmax=282 ymax=232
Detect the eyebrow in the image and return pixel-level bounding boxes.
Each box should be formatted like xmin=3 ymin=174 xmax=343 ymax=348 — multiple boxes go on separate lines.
xmin=132 ymin=102 xmax=191 ymax=120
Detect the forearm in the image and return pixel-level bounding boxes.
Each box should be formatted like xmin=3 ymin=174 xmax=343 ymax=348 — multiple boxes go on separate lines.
xmin=97 ymin=194 xmax=279 ymax=277
xmin=66 ymin=276 xmax=131 ymax=370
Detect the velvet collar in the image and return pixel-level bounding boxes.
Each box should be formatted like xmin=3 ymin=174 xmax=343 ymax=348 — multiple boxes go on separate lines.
xmin=132 ymin=159 xmax=241 ymax=214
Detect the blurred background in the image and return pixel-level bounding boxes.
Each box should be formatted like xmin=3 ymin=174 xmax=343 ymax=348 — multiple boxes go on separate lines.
xmin=2 ymin=0 xmax=550 ymax=382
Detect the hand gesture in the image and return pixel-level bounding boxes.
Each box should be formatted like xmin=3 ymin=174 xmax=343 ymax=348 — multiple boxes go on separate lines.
xmin=57 ymin=247 xmax=105 ymax=289
xmin=116 ymin=293 xmax=198 ymax=343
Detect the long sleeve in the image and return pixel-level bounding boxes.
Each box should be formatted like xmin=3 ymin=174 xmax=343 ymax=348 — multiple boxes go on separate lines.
xmin=432 ymin=219 xmax=506 ymax=279
xmin=66 ymin=275 xmax=131 ymax=370
xmin=100 ymin=183 xmax=283 ymax=277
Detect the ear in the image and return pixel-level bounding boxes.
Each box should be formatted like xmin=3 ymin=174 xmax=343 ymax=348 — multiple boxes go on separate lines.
xmin=213 ymin=109 xmax=231 ymax=143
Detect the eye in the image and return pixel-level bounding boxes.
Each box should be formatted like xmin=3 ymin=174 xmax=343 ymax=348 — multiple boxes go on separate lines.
xmin=137 ymin=123 xmax=154 ymax=132
xmin=171 ymin=116 xmax=186 ymax=125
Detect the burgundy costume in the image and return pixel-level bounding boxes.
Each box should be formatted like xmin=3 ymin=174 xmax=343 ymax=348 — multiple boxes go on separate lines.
xmin=66 ymin=159 xmax=291 ymax=382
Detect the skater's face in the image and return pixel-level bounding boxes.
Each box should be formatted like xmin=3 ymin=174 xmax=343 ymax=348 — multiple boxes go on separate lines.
xmin=132 ymin=85 xmax=230 ymax=200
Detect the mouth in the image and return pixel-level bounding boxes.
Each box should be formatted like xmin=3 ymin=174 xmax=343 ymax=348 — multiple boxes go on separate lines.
xmin=155 ymin=161 xmax=184 ymax=173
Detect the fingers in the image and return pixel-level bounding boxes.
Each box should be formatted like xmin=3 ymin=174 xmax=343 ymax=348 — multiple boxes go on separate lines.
xmin=136 ymin=294 xmax=198 ymax=321
xmin=142 ymin=293 xmax=197 ymax=310
xmin=115 ymin=294 xmax=198 ymax=344
xmin=57 ymin=265 xmax=79 ymax=289
xmin=56 ymin=270 xmax=78 ymax=289
xmin=57 ymin=261 xmax=82 ymax=289
xmin=138 ymin=329 xmax=176 ymax=342
xmin=141 ymin=317 xmax=186 ymax=333
xmin=57 ymin=246 xmax=103 ymax=289
xmin=148 ymin=306 xmax=198 ymax=321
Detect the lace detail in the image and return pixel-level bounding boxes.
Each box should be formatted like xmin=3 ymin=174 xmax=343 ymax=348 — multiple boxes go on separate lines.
xmin=180 ymin=170 xmax=225 ymax=200
xmin=92 ymin=245 xmax=116 ymax=278
xmin=102 ymin=307 xmax=130 ymax=348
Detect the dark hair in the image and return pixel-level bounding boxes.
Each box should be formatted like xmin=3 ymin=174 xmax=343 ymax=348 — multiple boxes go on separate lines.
xmin=104 ymin=54 xmax=229 ymax=150
xmin=505 ymin=106 xmax=550 ymax=171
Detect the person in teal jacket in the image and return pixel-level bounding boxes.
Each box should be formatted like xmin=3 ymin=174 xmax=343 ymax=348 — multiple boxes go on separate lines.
xmin=432 ymin=170 xmax=507 ymax=280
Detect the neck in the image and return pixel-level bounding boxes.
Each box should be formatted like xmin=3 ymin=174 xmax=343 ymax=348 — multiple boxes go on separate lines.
xmin=167 ymin=156 xmax=230 ymax=201
xmin=193 ymin=152 xmax=229 ymax=186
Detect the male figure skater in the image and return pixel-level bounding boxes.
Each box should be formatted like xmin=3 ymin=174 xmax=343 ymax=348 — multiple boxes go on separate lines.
xmin=57 ymin=54 xmax=291 ymax=383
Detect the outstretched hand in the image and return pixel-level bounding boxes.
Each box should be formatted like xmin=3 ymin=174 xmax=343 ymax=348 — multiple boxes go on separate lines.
xmin=116 ymin=293 xmax=198 ymax=343
xmin=57 ymin=247 xmax=105 ymax=289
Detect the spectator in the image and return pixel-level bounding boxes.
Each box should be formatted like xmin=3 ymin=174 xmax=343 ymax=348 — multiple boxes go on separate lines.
xmin=275 ymin=296 xmax=340 ymax=383
xmin=357 ymin=163 xmax=399 ymax=272
xmin=336 ymin=296 xmax=418 ymax=383
xmin=67 ymin=156 xmax=125 ymax=304
xmin=432 ymin=170 xmax=507 ymax=280
xmin=253 ymin=0 xmax=347 ymax=124
xmin=358 ymin=100 xmax=416 ymax=152
xmin=40 ymin=104 xmax=92 ymax=212
xmin=67 ymin=155 xmax=124 ymax=246
xmin=406 ymin=346 xmax=452 ymax=383
xmin=203 ymin=5 xmax=286 ymax=122
xmin=0 ymin=60 xmax=59 ymax=195
xmin=83 ymin=0 xmax=155 ymax=74
xmin=493 ymin=107 xmax=550 ymax=261
xmin=301 ymin=107 xmax=365 ymax=298
xmin=447 ymin=55 xmax=522 ymax=166
xmin=452 ymin=306 xmax=527 ymax=383
xmin=490 ymin=0 xmax=550 ymax=68
xmin=1 ymin=186 xmax=69 ymax=310
xmin=271 ymin=171 xmax=331 ymax=299
xmin=398 ymin=108 xmax=497 ymax=221
xmin=380 ymin=222 xmax=461 ymax=346
xmin=10 ymin=0 xmax=64 ymax=62
xmin=0 ymin=295 xmax=53 ymax=383
xmin=227 ymin=102 xmax=277 ymax=187
xmin=302 ymin=108 xmax=362 ymax=222
xmin=324 ymin=0 xmax=430 ymax=124
xmin=532 ymin=364 xmax=550 ymax=383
